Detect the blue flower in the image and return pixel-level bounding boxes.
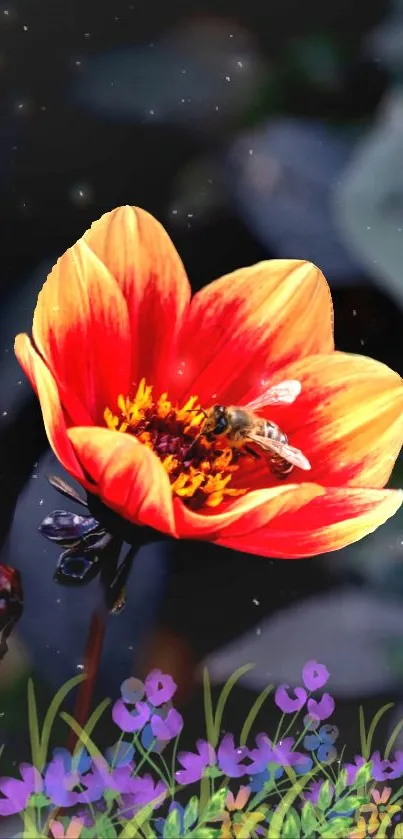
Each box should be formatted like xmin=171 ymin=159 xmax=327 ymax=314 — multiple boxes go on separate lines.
xmin=49 ymin=747 xmax=92 ymax=775
xmin=303 ymin=724 xmax=338 ymax=763
xmin=104 ymin=741 xmax=135 ymax=767
xmin=250 ymin=764 xmax=284 ymax=793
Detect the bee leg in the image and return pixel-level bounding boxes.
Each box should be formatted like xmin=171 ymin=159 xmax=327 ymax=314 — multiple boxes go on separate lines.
xmin=243 ymin=444 xmax=261 ymax=460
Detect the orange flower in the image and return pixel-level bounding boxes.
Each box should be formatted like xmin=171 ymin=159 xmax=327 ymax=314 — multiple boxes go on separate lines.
xmin=14 ymin=206 xmax=403 ymax=558
xmin=49 ymin=816 xmax=84 ymax=839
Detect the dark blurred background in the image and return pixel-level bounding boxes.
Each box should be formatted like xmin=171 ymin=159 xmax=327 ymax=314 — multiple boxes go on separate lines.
xmin=2 ymin=0 xmax=403 ymax=808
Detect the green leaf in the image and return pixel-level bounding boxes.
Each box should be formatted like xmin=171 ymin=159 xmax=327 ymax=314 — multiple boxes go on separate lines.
xmin=239 ymin=682 xmax=274 ymax=746
xmin=163 ymin=807 xmax=181 ymax=838
xmin=353 ymin=762 xmax=372 ymax=787
xmin=213 ymin=663 xmax=255 ymax=745
xmin=191 ymin=830 xmax=221 ymax=839
xmin=331 ymin=795 xmax=363 ymax=814
xmin=184 ymin=796 xmax=199 ymax=831
xmin=204 ymin=787 xmax=228 ymax=821
xmin=321 ymin=817 xmax=353 ymax=838
xmin=300 ymin=801 xmax=318 ymax=835
xmin=334 ymin=769 xmax=348 ymax=797
xmin=28 ymin=792 xmax=50 ymax=809
xmin=317 ymin=780 xmax=334 ymax=811
xmin=204 ymin=765 xmax=223 ymax=779
xmin=282 ymin=807 xmax=301 ymax=839
xmin=394 ymin=824 xmax=403 ymax=839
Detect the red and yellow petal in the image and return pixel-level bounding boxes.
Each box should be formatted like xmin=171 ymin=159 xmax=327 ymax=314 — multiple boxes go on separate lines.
xmin=169 ymin=260 xmax=334 ymax=405
xmin=82 ymin=206 xmax=192 ymax=396
xmin=14 ymin=334 xmax=90 ymax=486
xmin=212 ymin=484 xmax=401 ymax=558
xmin=32 ymin=240 xmax=132 ymax=424
xmin=67 ymin=426 xmax=176 ymax=536
xmin=264 ymin=351 xmax=403 ymax=490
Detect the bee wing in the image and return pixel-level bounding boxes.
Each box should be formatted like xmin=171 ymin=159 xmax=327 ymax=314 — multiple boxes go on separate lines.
xmin=47 ymin=474 xmax=88 ymax=507
xmin=245 ymin=380 xmax=302 ymax=411
xmin=245 ymin=432 xmax=311 ymax=471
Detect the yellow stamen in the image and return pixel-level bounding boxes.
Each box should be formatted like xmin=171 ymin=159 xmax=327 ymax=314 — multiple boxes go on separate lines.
xmin=104 ymin=380 xmax=248 ymax=509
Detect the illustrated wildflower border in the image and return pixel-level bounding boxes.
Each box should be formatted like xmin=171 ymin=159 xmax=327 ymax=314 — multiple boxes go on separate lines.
xmin=2 ymin=660 xmax=403 ymax=838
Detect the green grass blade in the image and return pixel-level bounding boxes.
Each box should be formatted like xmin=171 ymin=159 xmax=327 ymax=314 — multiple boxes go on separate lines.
xmin=365 ymin=703 xmax=394 ymax=759
xmin=240 ymin=684 xmax=273 ymax=746
xmin=72 ymin=697 xmax=111 ymax=761
xmin=213 ymin=663 xmax=255 ymax=745
xmin=385 ymin=716 xmax=403 ymax=759
xmin=27 ymin=679 xmax=41 ymax=769
xmin=203 ymin=667 xmax=215 ymax=746
xmin=60 ymin=711 xmax=105 ymax=764
xmin=39 ymin=673 xmax=86 ymax=767
xmin=359 ymin=706 xmax=368 ymax=758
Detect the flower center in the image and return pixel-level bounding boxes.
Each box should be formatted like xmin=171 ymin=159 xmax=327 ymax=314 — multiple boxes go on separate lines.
xmin=104 ymin=378 xmax=248 ymax=509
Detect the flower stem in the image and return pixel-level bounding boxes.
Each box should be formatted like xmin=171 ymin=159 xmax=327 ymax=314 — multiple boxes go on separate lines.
xmin=67 ymin=607 xmax=106 ymax=752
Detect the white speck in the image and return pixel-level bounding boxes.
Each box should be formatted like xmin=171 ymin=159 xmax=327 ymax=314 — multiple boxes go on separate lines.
xmin=39 ymin=498 xmax=44 ymax=506
xmin=3 ymin=9 xmax=9 ymax=15
xmin=352 ymin=309 xmax=357 ymax=316
xmin=181 ymin=68 xmax=186 ymax=74
xmin=215 ymin=106 xmax=219 ymax=111
xmin=366 ymin=226 xmax=371 ymax=231
xmin=128 ymin=645 xmax=134 ymax=651
xmin=149 ymin=109 xmax=155 ymax=116
xmin=225 ymin=75 xmax=231 ymax=82
xmin=84 ymin=32 xmax=91 ymax=38
xmin=56 ymin=598 xmax=61 ymax=604
xmin=32 ymin=474 xmax=38 ymax=480
xmin=22 ymin=24 xmax=28 ymax=31
xmin=2 ymin=411 xmax=7 ymax=417
xmin=229 ymin=33 xmax=234 ymax=38
xmin=256 ymin=627 xmax=261 ymax=635
xmin=211 ymin=393 xmax=217 ymax=399
xmin=252 ymin=598 xmax=260 ymax=606
xmin=360 ymin=339 xmax=365 ymax=346
xmin=75 ymin=60 xmax=82 ymax=67
xmin=17 ymin=380 xmax=22 ymax=385
xmin=76 ymin=663 xmax=84 ymax=671
xmin=248 ymin=149 xmax=254 ymax=156
xmin=172 ymin=209 xmax=178 ymax=215
xmin=180 ymin=98 xmax=185 ymax=103
xmin=237 ymin=60 xmax=243 ymax=68
xmin=187 ymin=213 xmax=193 ymax=218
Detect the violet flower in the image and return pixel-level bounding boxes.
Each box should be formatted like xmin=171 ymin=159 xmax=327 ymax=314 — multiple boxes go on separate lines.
xmin=44 ymin=755 xmax=82 ymax=808
xmin=150 ymin=708 xmax=183 ymax=741
xmin=0 ymin=764 xmax=43 ymax=816
xmin=307 ymin=693 xmax=335 ymax=721
xmin=112 ymin=698 xmax=150 ymax=733
xmin=371 ymin=751 xmax=403 ymax=781
xmin=175 ymin=740 xmax=216 ymax=785
xmin=302 ymin=660 xmax=330 ymax=692
xmin=145 ymin=669 xmax=177 ymax=707
xmin=119 ymin=774 xmax=167 ymax=819
xmin=217 ymin=734 xmax=250 ymax=778
xmin=274 ymin=685 xmax=307 ymax=714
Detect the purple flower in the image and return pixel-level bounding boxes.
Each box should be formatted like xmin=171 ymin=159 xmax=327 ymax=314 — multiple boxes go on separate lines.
xmin=217 ymin=734 xmax=250 ymax=778
xmin=303 ymin=724 xmax=338 ymax=763
xmin=49 ymin=747 xmax=92 ymax=775
xmin=275 ymin=685 xmax=307 ymax=714
xmin=174 ymin=740 xmax=216 ymax=785
xmin=302 ymin=661 xmax=330 ymax=692
xmin=151 ymin=708 xmax=183 ymax=742
xmin=145 ymin=669 xmax=176 ymax=707
xmin=371 ymin=751 xmax=403 ymax=781
xmin=0 ymin=764 xmax=43 ymax=816
xmin=119 ymin=775 xmax=167 ymax=819
xmin=112 ymin=699 xmax=150 ymax=733
xmin=307 ymin=693 xmax=335 ymax=721
xmin=272 ymin=737 xmax=299 ymax=766
xmin=344 ymin=755 xmax=367 ymax=786
xmin=44 ymin=755 xmax=82 ymax=808
xmin=80 ymin=758 xmax=134 ymax=799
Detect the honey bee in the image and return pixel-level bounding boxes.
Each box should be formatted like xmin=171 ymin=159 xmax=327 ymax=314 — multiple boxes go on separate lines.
xmin=199 ymin=380 xmax=311 ymax=478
